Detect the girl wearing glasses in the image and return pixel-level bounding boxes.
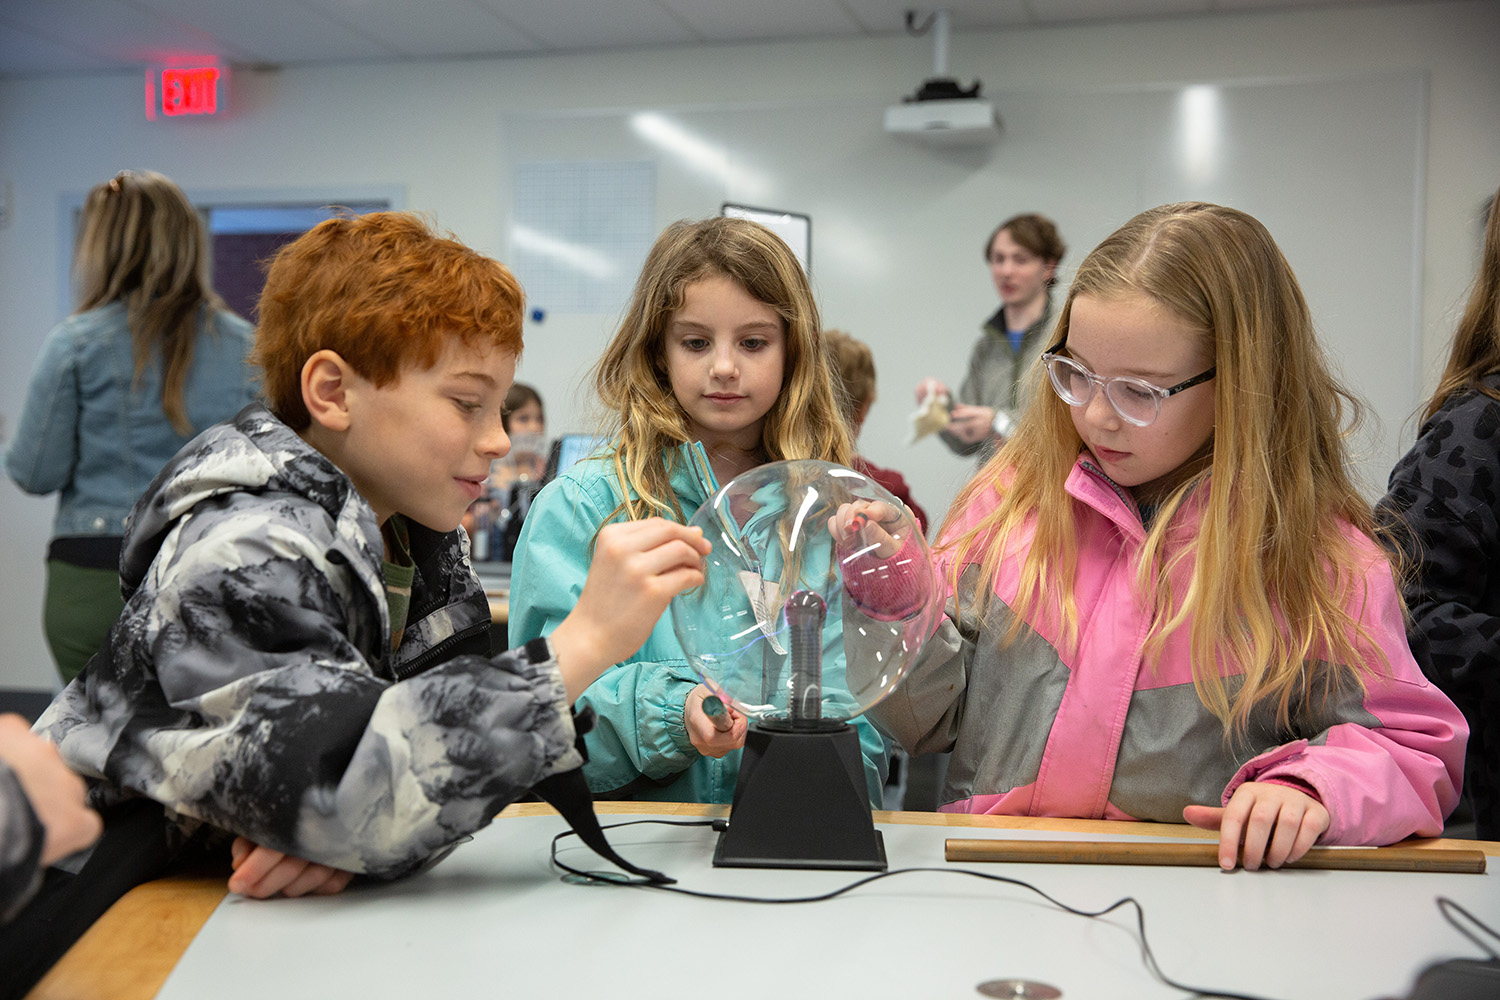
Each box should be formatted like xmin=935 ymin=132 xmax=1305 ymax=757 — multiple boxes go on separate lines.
xmin=845 ymin=202 xmax=1466 ymax=870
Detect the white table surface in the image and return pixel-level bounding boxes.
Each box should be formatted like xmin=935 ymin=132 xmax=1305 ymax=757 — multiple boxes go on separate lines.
xmin=156 ymin=812 xmax=1497 ymax=1000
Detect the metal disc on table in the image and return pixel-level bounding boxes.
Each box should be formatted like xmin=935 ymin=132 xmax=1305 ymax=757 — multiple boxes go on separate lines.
xmin=975 ymin=980 xmax=1063 ymax=999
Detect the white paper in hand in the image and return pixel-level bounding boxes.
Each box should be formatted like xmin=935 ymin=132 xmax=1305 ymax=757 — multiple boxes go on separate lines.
xmin=908 ymin=389 xmax=951 ymax=444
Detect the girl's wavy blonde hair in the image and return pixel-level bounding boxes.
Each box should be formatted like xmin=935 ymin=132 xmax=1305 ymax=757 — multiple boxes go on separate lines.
xmin=74 ymin=170 xmax=227 ymax=435
xmin=1422 ymin=186 xmax=1500 ymax=422
xmin=940 ymin=202 xmax=1388 ymax=736
xmin=592 ymin=217 xmax=853 ymax=523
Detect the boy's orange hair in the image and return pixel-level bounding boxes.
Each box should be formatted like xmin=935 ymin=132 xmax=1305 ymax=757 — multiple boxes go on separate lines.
xmin=254 ymin=211 xmax=525 ymax=430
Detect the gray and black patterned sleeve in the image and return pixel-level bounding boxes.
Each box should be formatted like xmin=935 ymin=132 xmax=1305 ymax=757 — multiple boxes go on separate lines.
xmin=1380 ymin=394 xmax=1500 ymax=702
xmin=0 ymin=761 xmax=45 ymax=923
xmin=39 ymin=493 xmax=580 ymax=880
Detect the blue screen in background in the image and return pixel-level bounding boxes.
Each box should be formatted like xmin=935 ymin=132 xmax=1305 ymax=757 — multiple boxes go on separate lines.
xmin=547 ymin=434 xmax=608 ymax=481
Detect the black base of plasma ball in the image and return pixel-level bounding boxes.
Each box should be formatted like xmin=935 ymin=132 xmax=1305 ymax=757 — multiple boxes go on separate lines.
xmin=714 ymin=720 xmax=887 ymax=871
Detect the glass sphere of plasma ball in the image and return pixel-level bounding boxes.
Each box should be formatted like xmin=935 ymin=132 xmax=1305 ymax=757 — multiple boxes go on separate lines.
xmin=670 ymin=459 xmax=940 ymax=728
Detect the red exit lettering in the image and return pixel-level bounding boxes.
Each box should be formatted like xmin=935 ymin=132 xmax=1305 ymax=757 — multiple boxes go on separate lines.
xmin=161 ymin=67 xmax=219 ymax=117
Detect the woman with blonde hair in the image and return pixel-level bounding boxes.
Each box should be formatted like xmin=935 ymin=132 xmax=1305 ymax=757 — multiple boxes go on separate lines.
xmin=1381 ymin=185 xmax=1500 ymax=841
xmin=6 ymin=170 xmax=256 ymax=682
xmin=509 ymin=216 xmax=888 ymax=805
xmin=846 ymin=202 xmax=1465 ymax=867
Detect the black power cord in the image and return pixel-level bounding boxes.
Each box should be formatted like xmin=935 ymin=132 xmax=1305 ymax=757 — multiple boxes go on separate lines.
xmin=1436 ymin=896 xmax=1500 ymax=960
xmin=549 ymin=818 xmax=1279 ymax=1000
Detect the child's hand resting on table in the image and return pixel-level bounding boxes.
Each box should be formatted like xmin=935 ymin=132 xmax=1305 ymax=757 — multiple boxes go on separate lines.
xmin=228 ymin=838 xmax=356 ymax=899
xmin=1183 ymin=781 xmax=1330 ymax=871
xmin=229 ymin=519 xmax=711 ymax=899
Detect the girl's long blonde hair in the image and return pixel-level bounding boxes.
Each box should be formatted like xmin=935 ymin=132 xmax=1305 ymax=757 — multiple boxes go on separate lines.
xmin=74 ymin=170 xmax=227 ymax=435
xmin=593 ymin=217 xmax=853 ymax=522
xmin=1422 ymin=187 xmax=1500 ymax=422
xmin=940 ymin=202 xmax=1386 ymax=735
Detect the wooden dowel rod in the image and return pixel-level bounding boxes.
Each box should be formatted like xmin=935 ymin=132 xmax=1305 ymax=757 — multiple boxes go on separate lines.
xmin=944 ymin=838 xmax=1487 ymax=874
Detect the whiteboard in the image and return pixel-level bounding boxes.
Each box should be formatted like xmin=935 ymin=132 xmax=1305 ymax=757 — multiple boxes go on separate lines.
xmin=500 ymin=71 xmax=1425 ymax=525
xmin=722 ymin=202 xmax=812 ymax=274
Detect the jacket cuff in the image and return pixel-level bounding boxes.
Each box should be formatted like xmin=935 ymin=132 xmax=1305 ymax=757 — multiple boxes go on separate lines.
xmin=842 ymin=534 xmax=934 ymax=621
xmin=1254 ymin=775 xmax=1324 ymax=804
xmin=1221 ymin=739 xmax=1324 ymax=805
xmin=521 ymin=637 xmax=584 ymax=779
xmin=662 ymin=673 xmax=699 ymax=756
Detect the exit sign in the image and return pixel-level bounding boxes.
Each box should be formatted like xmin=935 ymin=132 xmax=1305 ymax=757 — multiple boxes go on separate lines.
xmin=145 ymin=65 xmax=224 ymax=120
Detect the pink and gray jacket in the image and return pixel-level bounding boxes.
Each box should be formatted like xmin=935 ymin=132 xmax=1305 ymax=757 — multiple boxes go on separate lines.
xmin=860 ymin=455 xmax=1467 ymax=845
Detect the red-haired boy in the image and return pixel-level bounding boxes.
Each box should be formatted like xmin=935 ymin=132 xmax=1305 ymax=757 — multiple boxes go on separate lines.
xmin=35 ymin=212 xmax=707 ymax=897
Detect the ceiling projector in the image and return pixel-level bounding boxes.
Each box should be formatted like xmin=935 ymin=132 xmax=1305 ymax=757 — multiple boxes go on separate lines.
xmin=884 ymin=83 xmax=1000 ymax=145
xmin=884 ymin=11 xmax=1000 ymax=146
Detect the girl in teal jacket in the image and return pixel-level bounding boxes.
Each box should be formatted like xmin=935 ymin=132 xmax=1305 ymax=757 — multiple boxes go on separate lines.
xmin=509 ymin=217 xmax=887 ymax=804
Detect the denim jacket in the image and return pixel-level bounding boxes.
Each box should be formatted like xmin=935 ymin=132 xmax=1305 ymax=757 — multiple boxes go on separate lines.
xmin=5 ymin=302 xmax=257 ymax=537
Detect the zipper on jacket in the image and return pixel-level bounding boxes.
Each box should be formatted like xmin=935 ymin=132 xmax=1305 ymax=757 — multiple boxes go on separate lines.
xmin=394 ymin=616 xmax=493 ymax=680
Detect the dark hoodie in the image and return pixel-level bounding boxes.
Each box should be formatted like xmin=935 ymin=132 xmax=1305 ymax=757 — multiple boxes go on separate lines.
xmin=1379 ymin=377 xmax=1500 ymax=841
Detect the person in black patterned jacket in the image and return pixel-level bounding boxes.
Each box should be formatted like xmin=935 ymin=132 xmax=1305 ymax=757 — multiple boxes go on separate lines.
xmin=1380 ymin=186 xmax=1500 ymax=841
xmin=32 ymin=212 xmax=710 ymax=897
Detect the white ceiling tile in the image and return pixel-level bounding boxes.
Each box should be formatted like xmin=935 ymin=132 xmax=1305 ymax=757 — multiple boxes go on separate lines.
xmin=1216 ymin=0 xmax=1406 ymax=9
xmin=658 ymin=0 xmax=864 ymax=43
xmin=0 ymin=0 xmax=1457 ymax=78
xmin=840 ymin=0 xmax=1035 ymax=34
xmin=0 ymin=21 xmax=109 ymax=75
xmin=297 ymin=0 xmax=538 ymax=59
xmin=128 ymin=0 xmax=393 ymax=63
xmin=2 ymin=0 xmax=231 ymax=67
xmin=1025 ymin=0 xmax=1212 ymax=23
xmin=478 ymin=0 xmax=697 ymax=51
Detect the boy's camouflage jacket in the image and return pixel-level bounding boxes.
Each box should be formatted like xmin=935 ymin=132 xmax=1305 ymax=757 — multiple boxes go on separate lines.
xmin=37 ymin=404 xmax=580 ymax=878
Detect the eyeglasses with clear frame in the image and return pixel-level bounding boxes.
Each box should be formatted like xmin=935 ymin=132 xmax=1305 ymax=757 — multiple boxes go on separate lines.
xmin=1040 ymin=340 xmax=1216 ymax=428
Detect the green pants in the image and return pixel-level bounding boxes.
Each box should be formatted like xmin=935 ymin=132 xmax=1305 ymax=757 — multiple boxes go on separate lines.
xmin=43 ymin=559 xmax=124 ymax=684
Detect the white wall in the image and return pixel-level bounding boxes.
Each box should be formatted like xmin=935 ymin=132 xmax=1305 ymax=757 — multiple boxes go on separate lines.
xmin=2 ymin=1 xmax=1497 ymax=691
